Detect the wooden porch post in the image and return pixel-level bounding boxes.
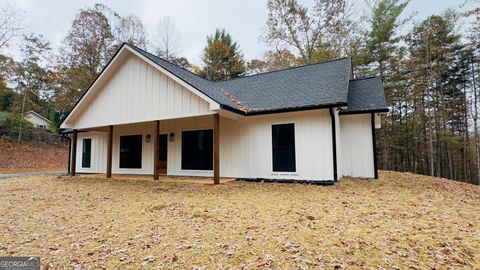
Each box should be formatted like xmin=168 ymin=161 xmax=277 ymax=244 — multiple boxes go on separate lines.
xmin=71 ymin=129 xmax=77 ymax=176
xmin=106 ymin=125 xmax=113 ymax=178
xmin=213 ymin=114 xmax=220 ymax=184
xmin=153 ymin=120 xmax=160 ymax=180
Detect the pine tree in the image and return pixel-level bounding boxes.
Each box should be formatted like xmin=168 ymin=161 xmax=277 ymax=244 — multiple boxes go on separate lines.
xmin=200 ymin=29 xmax=245 ymax=81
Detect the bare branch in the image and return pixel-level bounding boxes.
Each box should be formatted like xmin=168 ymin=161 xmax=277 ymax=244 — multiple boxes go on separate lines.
xmin=0 ymin=1 xmax=24 ymax=50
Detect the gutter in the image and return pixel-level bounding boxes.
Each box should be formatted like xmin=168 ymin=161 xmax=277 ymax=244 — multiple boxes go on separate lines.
xmin=371 ymin=113 xmax=379 ymax=179
xmin=329 ymin=108 xmax=338 ymax=181
xmin=339 ymin=108 xmax=389 ymax=115
xmin=220 ymin=102 xmax=349 ymax=116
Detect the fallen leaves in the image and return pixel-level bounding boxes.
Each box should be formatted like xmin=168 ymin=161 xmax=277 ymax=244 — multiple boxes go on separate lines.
xmin=0 ymin=171 xmax=479 ymax=268
xmin=0 ymin=139 xmax=67 ymax=173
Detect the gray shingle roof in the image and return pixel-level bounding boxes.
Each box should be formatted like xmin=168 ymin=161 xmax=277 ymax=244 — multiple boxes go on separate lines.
xmin=129 ymin=44 xmax=387 ymax=115
xmin=345 ymin=77 xmax=389 ymax=113
xmin=215 ymin=58 xmax=351 ymax=112
xmin=130 ymin=46 xmax=240 ymax=110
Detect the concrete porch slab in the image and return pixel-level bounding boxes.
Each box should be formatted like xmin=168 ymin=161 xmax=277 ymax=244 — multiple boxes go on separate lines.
xmin=76 ymin=174 xmax=236 ymax=185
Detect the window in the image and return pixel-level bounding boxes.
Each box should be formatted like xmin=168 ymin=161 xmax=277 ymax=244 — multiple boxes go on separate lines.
xmin=82 ymin=138 xmax=91 ymax=168
xmin=119 ymin=135 xmax=142 ymax=169
xmin=272 ymin=123 xmax=296 ymax=172
xmin=181 ymin=129 xmax=213 ymax=170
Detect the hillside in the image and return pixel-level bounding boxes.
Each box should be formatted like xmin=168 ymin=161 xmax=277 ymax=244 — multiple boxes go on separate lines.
xmin=0 ymin=171 xmax=478 ymax=268
xmin=0 ymin=139 xmax=68 ymax=173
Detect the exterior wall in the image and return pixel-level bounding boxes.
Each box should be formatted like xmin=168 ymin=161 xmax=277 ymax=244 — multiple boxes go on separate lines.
xmin=74 ymin=122 xmax=156 ymax=175
xmin=24 ymin=113 xmax=50 ymax=128
xmin=68 ymin=54 xmax=212 ymax=129
xmin=112 ymin=122 xmax=156 ymax=175
xmin=161 ymin=116 xmax=215 ymax=177
xmin=75 ymin=131 xmax=108 ymax=173
xmin=220 ymin=109 xmax=334 ymax=181
xmin=73 ymin=110 xmax=335 ymax=181
xmin=339 ymin=114 xmax=375 ymax=178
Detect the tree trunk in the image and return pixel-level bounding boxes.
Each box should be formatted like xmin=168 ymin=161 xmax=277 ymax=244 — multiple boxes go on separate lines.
xmin=18 ymin=88 xmax=27 ymax=143
xmin=471 ymin=56 xmax=480 ymax=185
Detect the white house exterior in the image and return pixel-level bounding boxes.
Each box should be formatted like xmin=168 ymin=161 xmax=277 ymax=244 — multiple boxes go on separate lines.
xmin=60 ymin=44 xmax=388 ymax=184
xmin=24 ymin=111 xmax=51 ymax=129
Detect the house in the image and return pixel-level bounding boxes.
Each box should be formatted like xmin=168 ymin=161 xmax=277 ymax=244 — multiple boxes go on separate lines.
xmin=60 ymin=43 xmax=388 ymax=184
xmin=24 ymin=111 xmax=51 ymax=129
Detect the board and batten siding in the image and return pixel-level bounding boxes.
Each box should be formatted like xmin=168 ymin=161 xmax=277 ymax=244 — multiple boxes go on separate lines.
xmin=74 ymin=110 xmax=336 ymax=181
xmin=339 ymin=114 xmax=375 ymax=178
xmin=74 ymin=122 xmax=155 ymax=174
xmin=75 ymin=132 xmax=108 ymax=173
xmin=220 ymin=109 xmax=334 ymax=181
xmin=67 ymin=54 xmax=213 ymax=130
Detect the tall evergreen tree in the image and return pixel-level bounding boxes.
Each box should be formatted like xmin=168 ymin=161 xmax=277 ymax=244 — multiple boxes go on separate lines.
xmin=200 ymin=29 xmax=245 ymax=81
xmin=362 ymin=0 xmax=410 ymax=80
xmin=407 ymin=15 xmax=462 ymax=176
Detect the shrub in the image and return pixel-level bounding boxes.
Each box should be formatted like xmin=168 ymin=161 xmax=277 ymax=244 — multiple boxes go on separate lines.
xmin=0 ymin=112 xmax=34 ymax=141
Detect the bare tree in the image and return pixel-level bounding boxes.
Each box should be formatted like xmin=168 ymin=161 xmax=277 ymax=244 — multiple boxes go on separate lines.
xmin=154 ymin=16 xmax=180 ymax=60
xmin=114 ymin=15 xmax=147 ymax=49
xmin=93 ymin=4 xmax=147 ymax=49
xmin=461 ymin=0 xmax=480 ymax=17
xmin=263 ymin=0 xmax=355 ymax=64
xmin=0 ymin=1 xmax=23 ymax=50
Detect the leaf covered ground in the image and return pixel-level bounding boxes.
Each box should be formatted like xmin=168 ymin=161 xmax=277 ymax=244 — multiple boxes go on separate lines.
xmin=0 ymin=139 xmax=68 ymax=173
xmin=0 ymin=171 xmax=479 ymax=269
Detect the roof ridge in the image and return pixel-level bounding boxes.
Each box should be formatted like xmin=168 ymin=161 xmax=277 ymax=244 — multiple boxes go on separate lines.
xmin=126 ymin=43 xmax=213 ymax=84
xmin=215 ymin=57 xmax=352 ymax=83
xmin=127 ymin=43 xmax=352 ymax=84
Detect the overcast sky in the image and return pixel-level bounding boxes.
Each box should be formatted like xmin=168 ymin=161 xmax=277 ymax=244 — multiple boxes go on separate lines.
xmin=10 ymin=0 xmax=474 ymax=66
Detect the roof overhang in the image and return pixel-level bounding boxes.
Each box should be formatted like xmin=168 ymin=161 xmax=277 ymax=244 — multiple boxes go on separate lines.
xmin=339 ymin=108 xmax=389 ymax=115
xmin=219 ymin=102 xmax=348 ymax=117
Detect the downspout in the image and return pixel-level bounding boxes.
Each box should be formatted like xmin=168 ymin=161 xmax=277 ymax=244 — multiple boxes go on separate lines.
xmin=62 ymin=133 xmax=71 ymax=175
xmin=371 ymin=113 xmax=379 ymax=179
xmin=329 ymin=108 xmax=338 ymax=181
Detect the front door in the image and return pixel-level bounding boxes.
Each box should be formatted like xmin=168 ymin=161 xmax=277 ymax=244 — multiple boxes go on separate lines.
xmin=158 ymin=134 xmax=168 ymax=174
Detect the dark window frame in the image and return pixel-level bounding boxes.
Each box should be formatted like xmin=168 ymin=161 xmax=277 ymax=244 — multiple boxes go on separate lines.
xmin=119 ymin=134 xmax=143 ymax=169
xmin=82 ymin=138 xmax=92 ymax=168
xmin=181 ymin=129 xmax=213 ymax=171
xmin=272 ymin=123 xmax=296 ymax=172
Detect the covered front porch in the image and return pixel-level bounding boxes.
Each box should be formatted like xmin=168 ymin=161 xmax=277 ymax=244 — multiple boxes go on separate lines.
xmin=69 ymin=114 xmax=224 ymax=184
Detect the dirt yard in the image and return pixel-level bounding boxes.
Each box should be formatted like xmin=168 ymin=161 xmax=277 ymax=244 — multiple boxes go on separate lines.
xmin=0 ymin=171 xmax=479 ymax=269
xmin=0 ymin=139 xmax=68 ymax=173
